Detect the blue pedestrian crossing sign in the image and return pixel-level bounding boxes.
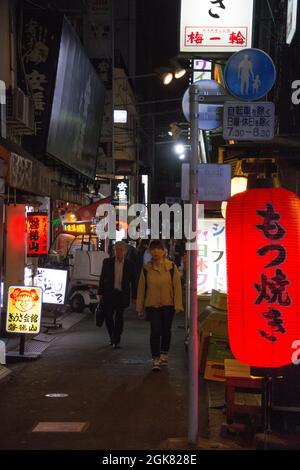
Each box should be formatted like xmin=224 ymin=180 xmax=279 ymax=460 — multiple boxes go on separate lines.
xmin=224 ymin=48 xmax=276 ymax=101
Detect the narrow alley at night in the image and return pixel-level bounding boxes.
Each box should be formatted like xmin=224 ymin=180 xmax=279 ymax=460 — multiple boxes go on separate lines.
xmin=1 ymin=0 xmax=300 ymax=463
xmin=0 ymin=309 xmax=192 ymax=451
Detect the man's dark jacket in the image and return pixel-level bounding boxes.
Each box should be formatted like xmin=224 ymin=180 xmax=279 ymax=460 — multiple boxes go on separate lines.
xmin=98 ymin=257 xmax=137 ymax=308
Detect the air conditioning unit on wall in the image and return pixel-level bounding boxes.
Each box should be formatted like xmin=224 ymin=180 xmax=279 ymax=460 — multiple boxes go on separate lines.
xmin=7 ymin=87 xmax=35 ymax=135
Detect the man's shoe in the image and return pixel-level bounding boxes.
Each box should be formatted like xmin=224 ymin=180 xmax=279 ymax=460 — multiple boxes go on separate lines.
xmin=113 ymin=344 xmax=121 ymax=349
xmin=160 ymin=353 xmax=168 ymax=365
xmin=152 ymin=357 xmax=161 ymax=372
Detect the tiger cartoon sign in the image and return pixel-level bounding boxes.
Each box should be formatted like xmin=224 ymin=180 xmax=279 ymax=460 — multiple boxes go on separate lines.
xmin=6 ymin=286 xmax=43 ymax=334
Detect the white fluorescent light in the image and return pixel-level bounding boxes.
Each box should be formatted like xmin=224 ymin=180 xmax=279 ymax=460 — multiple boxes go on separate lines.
xmin=114 ymin=110 xmax=128 ymax=123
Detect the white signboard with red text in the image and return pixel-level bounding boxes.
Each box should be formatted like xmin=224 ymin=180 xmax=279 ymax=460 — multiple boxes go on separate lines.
xmin=180 ymin=0 xmax=254 ymax=54
xmin=197 ymin=219 xmax=227 ymax=295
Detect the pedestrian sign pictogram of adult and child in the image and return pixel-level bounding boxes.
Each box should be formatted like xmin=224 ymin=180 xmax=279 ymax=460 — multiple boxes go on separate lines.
xmin=224 ymin=48 xmax=276 ymax=101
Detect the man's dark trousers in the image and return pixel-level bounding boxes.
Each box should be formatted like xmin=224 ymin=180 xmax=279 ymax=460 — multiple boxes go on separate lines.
xmin=103 ymin=290 xmax=124 ymax=345
xmin=99 ymin=257 xmax=137 ymax=347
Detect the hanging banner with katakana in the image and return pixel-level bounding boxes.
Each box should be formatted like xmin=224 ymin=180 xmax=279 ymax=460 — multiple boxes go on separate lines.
xmin=6 ymin=286 xmax=43 ymax=334
xmin=197 ymin=218 xmax=227 ymax=295
xmin=27 ymin=212 xmax=49 ymax=256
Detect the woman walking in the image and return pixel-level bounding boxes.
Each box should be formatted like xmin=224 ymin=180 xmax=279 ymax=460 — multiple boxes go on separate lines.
xmin=136 ymin=240 xmax=183 ymax=371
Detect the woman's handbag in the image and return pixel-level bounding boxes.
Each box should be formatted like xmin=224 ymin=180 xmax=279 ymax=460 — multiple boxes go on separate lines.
xmin=95 ymin=300 xmax=106 ymax=327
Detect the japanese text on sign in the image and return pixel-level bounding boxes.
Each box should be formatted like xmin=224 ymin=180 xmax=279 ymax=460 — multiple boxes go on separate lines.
xmin=112 ymin=179 xmax=129 ymax=205
xmin=6 ymin=286 xmax=42 ymax=334
xmin=180 ymin=0 xmax=254 ymax=53
xmin=22 ymin=16 xmax=49 ymax=132
xmin=197 ymin=219 xmax=227 ymax=295
xmin=254 ymin=203 xmax=290 ymax=343
xmin=186 ymin=28 xmax=247 ymax=48
xmin=35 ymin=268 xmax=68 ymax=305
xmin=63 ymin=223 xmax=92 ymax=234
xmin=223 ymin=102 xmax=275 ymax=141
xmin=209 ymin=0 xmax=226 ymax=18
xmin=27 ymin=213 xmax=49 ymax=256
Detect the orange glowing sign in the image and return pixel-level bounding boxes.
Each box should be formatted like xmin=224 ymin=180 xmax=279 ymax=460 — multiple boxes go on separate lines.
xmin=63 ymin=222 xmax=92 ymax=234
xmin=6 ymin=286 xmax=43 ymax=334
xmin=27 ymin=212 xmax=49 ymax=256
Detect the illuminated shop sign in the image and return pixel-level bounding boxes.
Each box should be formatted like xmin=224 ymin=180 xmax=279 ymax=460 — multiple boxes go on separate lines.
xmin=112 ymin=179 xmax=129 ymax=205
xmin=180 ymin=0 xmax=254 ymax=54
xmin=226 ymin=188 xmax=300 ymax=367
xmin=63 ymin=222 xmax=93 ymax=233
xmin=6 ymin=286 xmax=43 ymax=334
xmin=27 ymin=212 xmax=49 ymax=256
xmin=197 ymin=218 xmax=226 ymax=295
xmin=35 ymin=268 xmax=68 ymax=305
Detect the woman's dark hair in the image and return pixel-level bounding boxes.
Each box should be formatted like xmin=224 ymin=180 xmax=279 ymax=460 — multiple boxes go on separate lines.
xmin=149 ymin=240 xmax=165 ymax=251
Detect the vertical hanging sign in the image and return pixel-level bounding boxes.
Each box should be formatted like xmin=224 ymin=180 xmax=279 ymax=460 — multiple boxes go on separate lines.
xmin=27 ymin=212 xmax=49 ymax=256
xmin=111 ymin=179 xmax=130 ymax=205
xmin=198 ymin=218 xmax=227 ymax=295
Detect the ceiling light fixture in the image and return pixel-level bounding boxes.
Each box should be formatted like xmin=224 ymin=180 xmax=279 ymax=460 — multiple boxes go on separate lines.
xmin=174 ymin=67 xmax=186 ymax=79
xmin=161 ymin=71 xmax=173 ymax=85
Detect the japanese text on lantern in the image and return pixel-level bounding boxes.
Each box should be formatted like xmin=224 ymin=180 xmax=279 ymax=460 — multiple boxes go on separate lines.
xmin=254 ymin=203 xmax=290 ymax=343
xmin=27 ymin=213 xmax=49 ymax=256
xmin=6 ymin=287 xmax=42 ymax=334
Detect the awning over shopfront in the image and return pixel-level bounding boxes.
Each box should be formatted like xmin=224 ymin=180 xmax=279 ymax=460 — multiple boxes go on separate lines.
xmin=78 ymin=197 xmax=111 ymax=221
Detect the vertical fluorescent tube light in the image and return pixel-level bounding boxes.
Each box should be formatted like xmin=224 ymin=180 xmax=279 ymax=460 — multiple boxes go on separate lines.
xmin=142 ymin=174 xmax=148 ymax=206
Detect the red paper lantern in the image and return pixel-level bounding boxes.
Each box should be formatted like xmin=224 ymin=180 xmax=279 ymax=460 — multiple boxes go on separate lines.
xmin=226 ymin=188 xmax=300 ymax=367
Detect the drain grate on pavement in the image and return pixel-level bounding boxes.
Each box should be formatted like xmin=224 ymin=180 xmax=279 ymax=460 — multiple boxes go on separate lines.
xmin=32 ymin=422 xmax=89 ymax=433
xmin=32 ymin=333 xmax=55 ymax=343
xmin=117 ymin=358 xmax=149 ymax=365
xmin=23 ymin=340 xmax=55 ymax=355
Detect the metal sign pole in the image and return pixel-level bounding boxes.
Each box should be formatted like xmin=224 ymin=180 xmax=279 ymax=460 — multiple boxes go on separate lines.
xmin=19 ymin=335 xmax=25 ymax=356
xmin=185 ymin=251 xmax=190 ymax=348
xmin=184 ymin=79 xmax=230 ymax=445
xmin=0 ymin=80 xmax=6 ymax=139
xmin=188 ymin=84 xmax=200 ymax=445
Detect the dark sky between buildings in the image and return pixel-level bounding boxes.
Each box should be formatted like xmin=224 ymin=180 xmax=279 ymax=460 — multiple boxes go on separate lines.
xmin=135 ymin=0 xmax=188 ymax=202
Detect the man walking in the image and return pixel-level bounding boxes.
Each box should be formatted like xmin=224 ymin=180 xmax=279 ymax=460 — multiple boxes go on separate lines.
xmin=98 ymin=241 xmax=137 ymax=348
